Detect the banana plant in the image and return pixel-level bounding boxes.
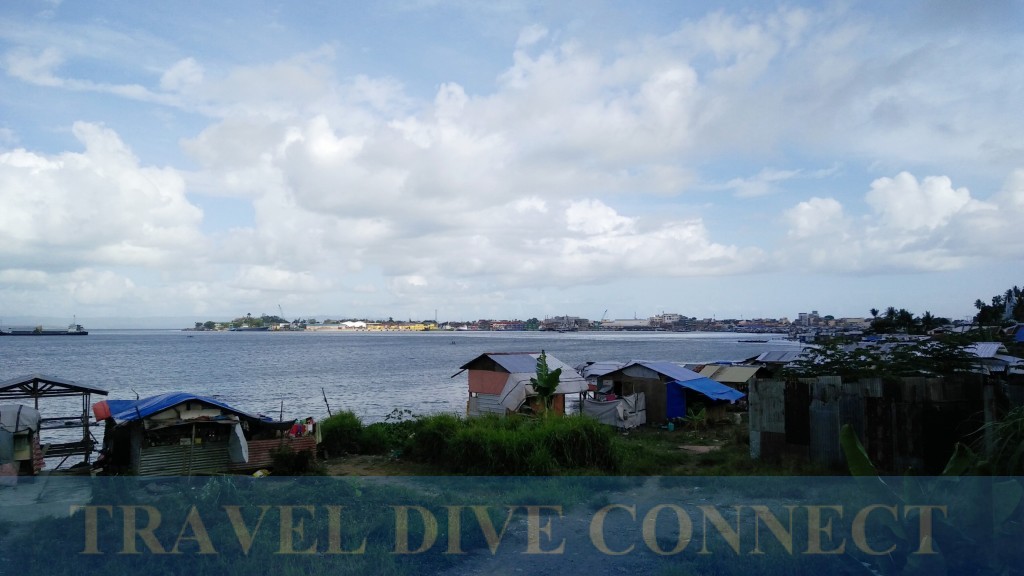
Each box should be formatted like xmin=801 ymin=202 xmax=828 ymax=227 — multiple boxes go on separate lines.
xmin=839 ymin=424 xmax=1023 ymax=575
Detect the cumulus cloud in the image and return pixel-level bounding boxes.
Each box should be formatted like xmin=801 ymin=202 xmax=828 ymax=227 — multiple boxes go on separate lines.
xmin=68 ymin=269 xmax=136 ymax=305
xmin=782 ymin=170 xmax=1022 ymax=273
xmin=865 ymin=172 xmax=978 ymax=231
xmin=0 ymin=122 xmax=204 ymax=273
xmin=785 ymin=197 xmax=847 ymax=239
xmin=2 ymin=4 xmax=1023 ymax=319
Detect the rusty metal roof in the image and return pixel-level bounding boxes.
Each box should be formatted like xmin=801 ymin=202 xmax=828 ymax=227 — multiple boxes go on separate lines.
xmin=0 ymin=373 xmax=108 ymax=401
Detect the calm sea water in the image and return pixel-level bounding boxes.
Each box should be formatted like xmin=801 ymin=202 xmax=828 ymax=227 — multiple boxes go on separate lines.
xmin=1 ymin=329 xmax=800 ymax=430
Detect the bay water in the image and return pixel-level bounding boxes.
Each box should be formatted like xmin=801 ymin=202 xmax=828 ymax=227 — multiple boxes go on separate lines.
xmin=2 ymin=330 xmax=801 ymax=449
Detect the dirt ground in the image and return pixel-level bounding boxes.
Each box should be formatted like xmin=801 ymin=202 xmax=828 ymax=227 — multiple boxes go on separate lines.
xmin=323 ymin=454 xmax=441 ymax=476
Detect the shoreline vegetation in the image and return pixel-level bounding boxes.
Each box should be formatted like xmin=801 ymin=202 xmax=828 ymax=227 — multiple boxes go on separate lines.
xmin=299 ymin=410 xmax=824 ymax=477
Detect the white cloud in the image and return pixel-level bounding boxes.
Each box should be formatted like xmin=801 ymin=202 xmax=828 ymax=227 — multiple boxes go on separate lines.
xmin=782 ymin=170 xmax=1023 ymax=273
xmin=233 ymin=265 xmax=332 ymax=292
xmin=785 ymin=197 xmax=846 ymax=239
xmin=159 ymin=57 xmax=204 ymax=93
xmin=566 ymin=199 xmax=634 ymax=235
xmin=516 ymin=24 xmax=548 ymax=49
xmin=3 ymin=46 xmax=64 ymax=86
xmin=0 ymin=122 xmax=204 ymax=273
xmin=2 ymin=4 xmax=1023 ymax=320
xmin=865 ymin=172 xmax=977 ymax=231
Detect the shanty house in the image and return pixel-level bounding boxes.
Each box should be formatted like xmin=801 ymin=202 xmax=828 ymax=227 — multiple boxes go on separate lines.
xmin=577 ymin=361 xmax=646 ymax=429
xmin=965 ymin=342 xmax=1024 ymax=375
xmin=0 ymin=374 xmax=109 ymax=474
xmin=595 ymin=361 xmax=745 ymax=424
xmin=459 ymin=352 xmax=589 ymax=416
xmin=92 ymin=392 xmax=315 ymax=476
xmin=0 ymin=405 xmax=41 ymax=477
xmin=696 ymin=365 xmax=761 ymax=394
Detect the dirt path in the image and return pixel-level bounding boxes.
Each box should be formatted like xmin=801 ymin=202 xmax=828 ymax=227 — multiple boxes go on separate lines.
xmin=431 ymin=477 xmax=668 ymax=576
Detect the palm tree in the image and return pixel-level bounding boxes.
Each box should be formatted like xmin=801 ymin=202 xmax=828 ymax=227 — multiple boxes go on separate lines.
xmin=897 ymin=308 xmax=914 ymax=332
xmin=920 ymin=311 xmax=935 ymax=332
xmin=870 ymin=308 xmax=879 ymax=319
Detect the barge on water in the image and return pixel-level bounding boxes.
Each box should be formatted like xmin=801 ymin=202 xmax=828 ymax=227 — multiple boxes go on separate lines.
xmin=0 ymin=320 xmax=88 ymax=336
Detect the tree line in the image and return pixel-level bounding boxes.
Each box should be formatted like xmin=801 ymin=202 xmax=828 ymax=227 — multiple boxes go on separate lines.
xmin=867 ymin=284 xmax=1022 ymax=335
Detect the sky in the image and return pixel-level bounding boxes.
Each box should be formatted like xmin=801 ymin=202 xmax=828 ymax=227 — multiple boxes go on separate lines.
xmin=1 ymin=1 xmax=1023 ymax=328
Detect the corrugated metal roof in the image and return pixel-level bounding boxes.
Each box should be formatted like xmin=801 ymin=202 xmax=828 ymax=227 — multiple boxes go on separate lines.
xmin=576 ymin=361 xmax=626 ymax=379
xmin=0 ymin=373 xmax=109 ymax=398
xmin=966 ymin=342 xmax=1006 ymax=358
xmin=624 ymin=360 xmax=707 ymax=382
xmin=705 ymin=366 xmax=759 ymax=384
xmin=460 ymin=352 xmax=541 ymax=373
xmin=491 ymin=354 xmax=545 ymax=374
xmin=755 ymin=350 xmax=804 ymax=364
xmin=994 ymin=354 xmax=1024 ymax=366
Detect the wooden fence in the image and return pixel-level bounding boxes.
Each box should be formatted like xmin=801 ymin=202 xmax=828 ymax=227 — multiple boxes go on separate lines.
xmin=749 ymin=374 xmax=998 ymax=474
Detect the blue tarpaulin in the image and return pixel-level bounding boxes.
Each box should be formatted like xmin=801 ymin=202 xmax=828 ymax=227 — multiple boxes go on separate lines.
xmin=98 ymin=392 xmax=263 ymax=425
xmin=618 ymin=361 xmax=745 ymax=421
xmin=669 ymin=377 xmax=746 ymax=402
xmin=665 ymin=377 xmax=745 ymax=420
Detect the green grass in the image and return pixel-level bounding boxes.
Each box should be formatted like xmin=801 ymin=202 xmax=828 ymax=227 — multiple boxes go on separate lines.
xmin=320 ymin=411 xmax=835 ymax=476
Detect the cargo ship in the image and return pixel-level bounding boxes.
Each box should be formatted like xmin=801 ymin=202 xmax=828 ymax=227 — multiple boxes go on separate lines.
xmin=0 ymin=319 xmax=88 ymax=336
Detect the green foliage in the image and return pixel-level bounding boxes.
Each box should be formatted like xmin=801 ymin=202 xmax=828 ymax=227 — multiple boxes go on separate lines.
xmin=783 ymin=338 xmax=980 ymax=380
xmin=867 ymin=306 xmax=951 ymax=335
xmin=839 ymin=423 xmax=1024 ymax=575
xmin=402 ymin=413 xmax=619 ymax=474
xmin=973 ymin=405 xmax=1024 ymax=475
xmin=319 ymin=410 xmax=365 ymax=455
xmin=529 ymin=350 xmax=562 ymax=413
xmin=839 ymin=423 xmax=878 ymax=476
xmin=401 ymin=412 xmax=462 ymax=463
xmin=974 ymin=285 xmax=1024 ymax=325
xmin=685 ymin=406 xmax=707 ymax=425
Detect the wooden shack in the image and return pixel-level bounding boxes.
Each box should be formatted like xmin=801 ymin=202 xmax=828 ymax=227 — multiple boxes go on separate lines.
xmin=596 ymin=361 xmax=746 ymax=425
xmin=92 ymin=392 xmax=316 ymax=476
xmin=457 ymin=352 xmax=589 ymax=416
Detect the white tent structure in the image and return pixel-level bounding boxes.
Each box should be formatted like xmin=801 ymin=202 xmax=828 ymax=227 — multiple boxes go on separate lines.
xmin=582 ymin=393 xmax=646 ymax=429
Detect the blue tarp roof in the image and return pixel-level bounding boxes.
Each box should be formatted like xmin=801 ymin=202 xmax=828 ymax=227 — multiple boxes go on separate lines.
xmin=102 ymin=391 xmax=262 ymax=424
xmin=622 ymin=361 xmax=745 ymax=402
xmin=668 ymin=377 xmax=745 ymax=402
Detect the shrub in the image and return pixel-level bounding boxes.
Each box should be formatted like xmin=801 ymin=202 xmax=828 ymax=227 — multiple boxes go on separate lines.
xmin=319 ymin=410 xmax=364 ymax=456
xmin=403 ymin=413 xmax=620 ymax=475
xmin=403 ymin=412 xmax=463 ymax=463
xmin=362 ymin=421 xmax=417 ymax=455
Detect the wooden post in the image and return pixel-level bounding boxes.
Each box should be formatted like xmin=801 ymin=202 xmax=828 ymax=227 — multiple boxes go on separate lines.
xmin=321 ymin=387 xmax=333 ymax=417
xmin=982 ymin=380 xmax=996 ymax=457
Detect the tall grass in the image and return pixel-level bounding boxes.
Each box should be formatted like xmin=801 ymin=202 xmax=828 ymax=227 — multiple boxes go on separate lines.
xmin=407 ymin=413 xmax=621 ymax=474
xmin=322 ymin=412 xmax=622 ymax=475
xmin=319 ymin=410 xmax=364 ymax=455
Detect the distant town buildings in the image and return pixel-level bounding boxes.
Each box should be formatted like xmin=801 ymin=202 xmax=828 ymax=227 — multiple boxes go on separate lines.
xmin=190 ymin=311 xmax=875 ymax=334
